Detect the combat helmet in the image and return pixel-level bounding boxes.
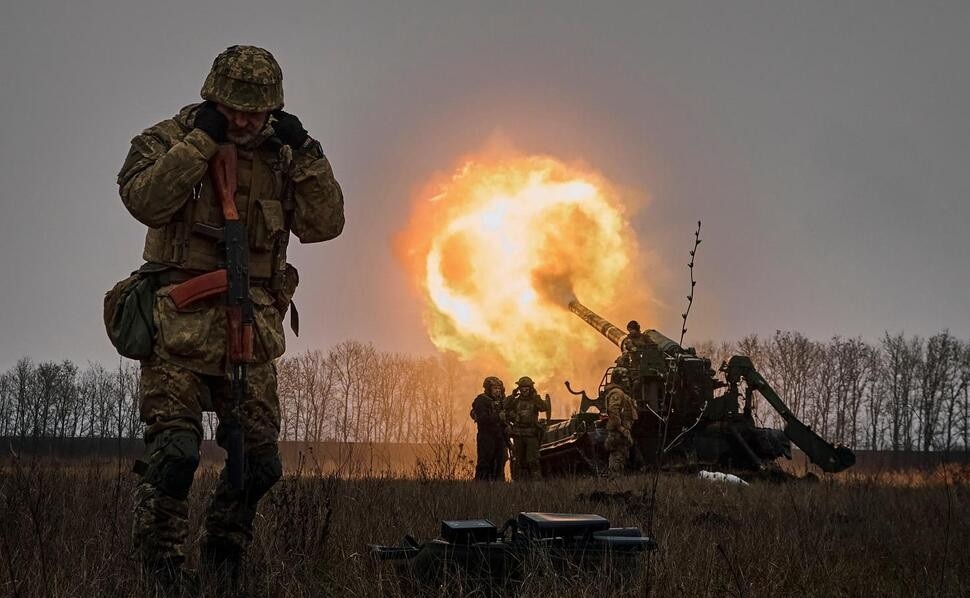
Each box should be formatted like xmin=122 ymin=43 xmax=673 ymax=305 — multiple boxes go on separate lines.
xmin=201 ymin=45 xmax=284 ymax=112
xmin=482 ymin=376 xmax=504 ymax=391
xmin=515 ymin=376 xmax=535 ymax=388
xmin=626 ymin=320 xmax=641 ymax=332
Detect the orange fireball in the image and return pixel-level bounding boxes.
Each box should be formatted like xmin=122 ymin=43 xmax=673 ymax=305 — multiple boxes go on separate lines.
xmin=397 ymin=153 xmax=649 ymax=387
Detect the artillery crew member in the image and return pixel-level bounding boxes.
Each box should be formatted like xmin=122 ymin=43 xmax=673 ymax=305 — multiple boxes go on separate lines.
xmin=116 ymin=45 xmax=344 ymax=591
xmin=470 ymin=376 xmax=509 ymax=481
xmin=604 ymin=368 xmax=639 ymax=477
xmin=619 ymin=320 xmax=667 ymax=406
xmin=505 ymin=376 xmax=548 ymax=480
xmin=620 ymin=320 xmax=652 ymax=369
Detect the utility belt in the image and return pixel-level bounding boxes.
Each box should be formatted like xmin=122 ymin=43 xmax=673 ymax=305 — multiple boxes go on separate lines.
xmin=103 ymin=262 xmax=272 ymax=362
xmin=149 ymin=263 xmax=296 ymax=338
xmin=161 ymin=268 xmax=266 ymax=310
xmin=158 ymin=268 xmax=271 ymax=288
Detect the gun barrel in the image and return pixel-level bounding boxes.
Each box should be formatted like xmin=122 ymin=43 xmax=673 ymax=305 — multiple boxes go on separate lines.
xmin=569 ymin=300 xmax=687 ymax=356
xmin=643 ymin=329 xmax=685 ymax=355
xmin=568 ymin=300 xmax=627 ymax=347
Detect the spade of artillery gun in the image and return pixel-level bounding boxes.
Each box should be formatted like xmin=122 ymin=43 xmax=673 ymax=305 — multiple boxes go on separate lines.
xmin=538 ymin=300 xmax=856 ymax=475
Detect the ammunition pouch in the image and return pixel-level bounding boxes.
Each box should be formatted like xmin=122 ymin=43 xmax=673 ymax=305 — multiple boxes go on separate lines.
xmin=153 ymin=283 xmax=284 ymax=371
xmin=155 ymin=286 xmax=226 ymax=364
xmin=103 ymin=263 xmax=168 ymax=360
xmin=250 ymin=198 xmax=286 ymax=252
xmin=251 ymin=287 xmax=287 ymax=363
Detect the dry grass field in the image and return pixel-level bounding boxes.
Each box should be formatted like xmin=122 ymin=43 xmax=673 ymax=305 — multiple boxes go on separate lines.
xmin=0 ymin=453 xmax=967 ymax=598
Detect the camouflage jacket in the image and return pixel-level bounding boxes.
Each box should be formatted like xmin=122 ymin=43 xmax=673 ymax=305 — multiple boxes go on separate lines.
xmin=605 ymin=384 xmax=638 ymax=433
xmin=470 ymin=393 xmax=505 ymax=434
xmin=118 ymin=103 xmax=344 ymax=278
xmin=504 ymin=389 xmax=546 ymax=432
xmin=620 ymin=333 xmax=665 ymax=373
xmin=117 ymin=104 xmax=344 ymax=375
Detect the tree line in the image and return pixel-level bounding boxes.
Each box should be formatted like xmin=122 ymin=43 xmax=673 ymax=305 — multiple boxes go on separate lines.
xmin=0 ymin=332 xmax=968 ymax=452
xmin=0 ymin=342 xmax=477 ymax=449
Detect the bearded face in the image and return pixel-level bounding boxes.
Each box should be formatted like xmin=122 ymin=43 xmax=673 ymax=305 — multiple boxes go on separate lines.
xmin=216 ymin=104 xmax=269 ymax=146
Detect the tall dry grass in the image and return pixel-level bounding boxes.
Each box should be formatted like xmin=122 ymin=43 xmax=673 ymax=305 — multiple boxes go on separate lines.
xmin=0 ymin=454 xmax=967 ymax=597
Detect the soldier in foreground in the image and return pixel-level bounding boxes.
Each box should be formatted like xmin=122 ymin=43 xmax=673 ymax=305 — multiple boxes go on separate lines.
xmin=470 ymin=376 xmax=509 ymax=481
xmin=604 ymin=368 xmax=639 ymax=477
xmin=116 ymin=45 xmax=344 ymax=592
xmin=505 ymin=377 xmax=548 ymax=480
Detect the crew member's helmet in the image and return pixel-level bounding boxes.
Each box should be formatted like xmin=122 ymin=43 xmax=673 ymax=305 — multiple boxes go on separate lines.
xmin=201 ymin=45 xmax=284 ymax=112
xmin=483 ymin=376 xmax=504 ymax=391
xmin=626 ymin=320 xmax=641 ymax=332
xmin=515 ymin=376 xmax=535 ymax=388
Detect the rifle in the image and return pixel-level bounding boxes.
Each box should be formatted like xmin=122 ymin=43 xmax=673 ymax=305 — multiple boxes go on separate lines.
xmin=504 ymin=431 xmax=515 ymax=480
xmin=169 ymin=144 xmax=251 ymax=491
xmin=503 ymin=429 xmax=514 ymax=463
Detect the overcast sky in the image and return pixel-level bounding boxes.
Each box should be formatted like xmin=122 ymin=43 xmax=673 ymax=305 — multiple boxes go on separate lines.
xmin=1 ymin=0 xmax=968 ymax=370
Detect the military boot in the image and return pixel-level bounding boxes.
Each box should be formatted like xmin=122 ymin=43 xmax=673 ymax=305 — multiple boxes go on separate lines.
xmin=201 ymin=537 xmax=244 ymax=594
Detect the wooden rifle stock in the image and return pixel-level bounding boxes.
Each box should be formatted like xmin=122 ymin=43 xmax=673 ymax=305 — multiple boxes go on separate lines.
xmin=210 ymin=144 xmax=239 ymax=221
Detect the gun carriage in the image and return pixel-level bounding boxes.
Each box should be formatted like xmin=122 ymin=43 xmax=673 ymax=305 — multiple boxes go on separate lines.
xmin=539 ymin=301 xmax=856 ymax=475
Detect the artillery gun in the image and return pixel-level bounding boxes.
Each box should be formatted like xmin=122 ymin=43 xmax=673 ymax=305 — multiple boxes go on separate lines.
xmin=539 ymin=300 xmax=856 ymax=475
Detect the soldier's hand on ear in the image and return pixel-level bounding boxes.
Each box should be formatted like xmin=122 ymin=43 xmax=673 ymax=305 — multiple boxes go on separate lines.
xmin=194 ymin=101 xmax=228 ymax=143
xmin=271 ymin=110 xmax=310 ymax=148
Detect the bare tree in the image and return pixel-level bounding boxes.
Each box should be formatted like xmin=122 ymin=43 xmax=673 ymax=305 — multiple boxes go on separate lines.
xmin=278 ymin=350 xmax=336 ymax=442
xmin=763 ymin=331 xmax=822 ymax=428
xmin=11 ymin=357 xmax=34 ymax=440
xmin=694 ymin=340 xmax=736 ymax=371
xmin=918 ymin=332 xmax=958 ymax=451
xmin=865 ymin=347 xmax=888 ymax=449
xmin=881 ymin=333 xmax=923 ymax=451
xmin=53 ymin=361 xmax=79 ymax=438
xmin=826 ymin=337 xmax=874 ymax=447
xmin=113 ymin=361 xmax=140 ymax=440
xmin=0 ymin=372 xmax=12 ymax=438
xmin=325 ymin=341 xmax=376 ymax=442
xmin=940 ymin=337 xmax=968 ymax=451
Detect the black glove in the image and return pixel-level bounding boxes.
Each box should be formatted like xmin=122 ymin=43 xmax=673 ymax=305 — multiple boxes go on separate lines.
xmin=272 ymin=109 xmax=310 ymax=148
xmin=194 ymin=101 xmax=228 ymax=143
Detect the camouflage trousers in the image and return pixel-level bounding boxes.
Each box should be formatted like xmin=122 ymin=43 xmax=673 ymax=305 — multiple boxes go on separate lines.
xmin=510 ymin=432 xmax=541 ymax=481
xmin=604 ymin=429 xmax=633 ymax=476
xmin=132 ymin=357 xmax=283 ymax=567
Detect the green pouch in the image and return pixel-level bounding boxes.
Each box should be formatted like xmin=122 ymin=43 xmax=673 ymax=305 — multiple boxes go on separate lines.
xmin=103 ymin=263 xmax=166 ymax=360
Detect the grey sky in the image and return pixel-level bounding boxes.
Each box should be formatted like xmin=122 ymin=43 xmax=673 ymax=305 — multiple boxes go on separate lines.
xmin=1 ymin=0 xmax=968 ymax=370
